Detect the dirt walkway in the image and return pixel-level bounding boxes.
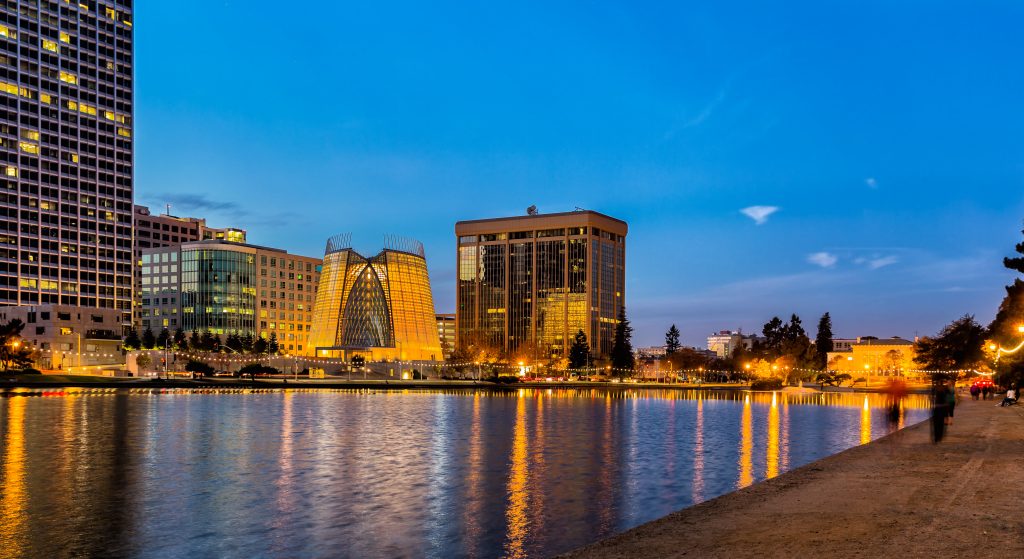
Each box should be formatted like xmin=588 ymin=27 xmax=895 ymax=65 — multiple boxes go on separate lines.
xmin=562 ymin=398 xmax=1024 ymax=558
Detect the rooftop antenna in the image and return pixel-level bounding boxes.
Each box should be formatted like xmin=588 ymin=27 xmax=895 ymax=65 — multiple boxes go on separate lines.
xmin=574 ymin=206 xmax=586 ymax=212
xmin=165 ymin=203 xmax=171 ymax=216
xmin=527 ymin=205 xmax=538 ymax=216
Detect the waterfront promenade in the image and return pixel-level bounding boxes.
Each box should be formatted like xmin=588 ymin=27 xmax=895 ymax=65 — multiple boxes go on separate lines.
xmin=565 ymin=397 xmax=1024 ymax=558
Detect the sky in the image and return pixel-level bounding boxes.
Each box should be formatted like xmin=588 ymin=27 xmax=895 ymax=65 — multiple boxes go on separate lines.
xmin=134 ymin=1 xmax=1024 ymax=348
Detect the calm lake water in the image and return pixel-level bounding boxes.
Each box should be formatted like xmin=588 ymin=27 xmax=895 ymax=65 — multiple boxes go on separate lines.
xmin=0 ymin=388 xmax=929 ymax=558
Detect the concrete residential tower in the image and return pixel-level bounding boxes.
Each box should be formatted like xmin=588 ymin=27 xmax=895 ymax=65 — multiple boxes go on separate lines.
xmin=0 ymin=3 xmax=134 ymax=326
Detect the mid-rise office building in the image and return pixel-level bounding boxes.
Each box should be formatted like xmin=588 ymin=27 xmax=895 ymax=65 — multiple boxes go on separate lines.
xmin=455 ymin=210 xmax=627 ymax=362
xmin=436 ymin=313 xmax=455 ymax=359
xmin=0 ymin=3 xmax=135 ymax=326
xmin=138 ymin=240 xmax=321 ymax=354
xmin=707 ymin=331 xmax=761 ymax=358
xmin=0 ymin=304 xmax=122 ymax=370
xmin=307 ymin=234 xmax=442 ymax=362
xmin=132 ymin=204 xmax=245 ymax=326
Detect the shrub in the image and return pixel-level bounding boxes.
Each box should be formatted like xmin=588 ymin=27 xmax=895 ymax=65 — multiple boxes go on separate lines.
xmin=184 ymin=360 xmax=215 ymax=377
xmin=750 ymin=378 xmax=784 ymax=391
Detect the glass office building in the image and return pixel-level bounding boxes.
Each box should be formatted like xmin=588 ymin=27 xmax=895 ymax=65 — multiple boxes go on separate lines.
xmin=179 ymin=244 xmax=257 ymax=335
xmin=307 ymin=234 xmax=442 ymax=362
xmin=455 ymin=210 xmax=627 ymax=362
xmin=0 ymin=2 xmax=134 ymax=326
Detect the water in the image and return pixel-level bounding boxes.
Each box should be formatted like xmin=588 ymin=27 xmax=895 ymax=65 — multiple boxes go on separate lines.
xmin=0 ymin=388 xmax=928 ymax=558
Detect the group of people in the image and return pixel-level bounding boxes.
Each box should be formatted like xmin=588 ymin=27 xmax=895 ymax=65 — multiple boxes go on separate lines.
xmin=968 ymin=383 xmax=996 ymax=400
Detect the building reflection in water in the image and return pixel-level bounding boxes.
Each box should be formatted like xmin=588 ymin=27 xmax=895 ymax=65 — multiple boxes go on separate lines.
xmin=738 ymin=394 xmax=754 ymax=489
xmin=692 ymin=396 xmax=705 ymax=503
xmin=766 ymin=391 xmax=780 ymax=479
xmin=0 ymin=387 xmax=932 ymax=559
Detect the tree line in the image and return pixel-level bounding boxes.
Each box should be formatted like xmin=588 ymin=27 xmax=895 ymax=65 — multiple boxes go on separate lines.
xmin=123 ymin=327 xmax=280 ymax=355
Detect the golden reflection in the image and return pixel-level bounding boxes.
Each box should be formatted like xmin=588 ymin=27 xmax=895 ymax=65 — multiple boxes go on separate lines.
xmin=738 ymin=394 xmax=753 ymax=489
xmin=780 ymin=394 xmax=790 ymax=472
xmin=0 ymin=397 xmax=27 ymax=559
xmin=505 ymin=394 xmax=529 ymax=559
xmin=692 ymin=396 xmax=704 ymax=502
xmin=766 ymin=392 xmax=779 ymax=479
xmin=860 ymin=396 xmax=871 ymax=444
xmin=464 ymin=393 xmax=483 ymax=548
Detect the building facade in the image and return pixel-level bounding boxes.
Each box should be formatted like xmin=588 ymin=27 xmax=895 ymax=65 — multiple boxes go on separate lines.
xmin=0 ymin=304 xmax=122 ymax=370
xmin=436 ymin=313 xmax=455 ymax=359
xmin=455 ymin=210 xmax=627 ymax=362
xmin=132 ymin=204 xmax=245 ymax=327
xmin=826 ymin=337 xmax=917 ymax=376
xmin=307 ymin=234 xmax=442 ymax=362
xmin=0 ymin=3 xmax=135 ymax=326
xmin=139 ymin=240 xmax=320 ymax=354
xmin=707 ymin=331 xmax=761 ymax=358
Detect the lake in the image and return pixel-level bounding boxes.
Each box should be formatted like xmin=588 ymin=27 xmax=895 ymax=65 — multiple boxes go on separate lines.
xmin=0 ymin=388 xmax=929 ymax=558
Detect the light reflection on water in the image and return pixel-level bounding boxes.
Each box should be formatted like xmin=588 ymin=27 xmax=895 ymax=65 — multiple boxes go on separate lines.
xmin=0 ymin=389 xmax=929 ymax=558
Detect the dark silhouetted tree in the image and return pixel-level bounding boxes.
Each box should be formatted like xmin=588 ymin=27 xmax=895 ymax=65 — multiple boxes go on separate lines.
xmin=173 ymin=328 xmax=186 ymax=349
xmin=189 ymin=330 xmax=201 ymax=351
xmin=665 ymin=325 xmax=681 ymax=355
xmin=123 ymin=327 xmax=141 ymax=350
xmin=0 ymin=319 xmax=35 ymax=370
xmin=914 ymin=315 xmax=987 ymax=373
xmin=990 ymin=225 xmax=1024 ymax=386
xmin=610 ymin=307 xmax=635 ymax=374
xmin=815 ymin=312 xmax=834 ymax=370
xmin=268 ymin=332 xmax=280 ymax=354
xmin=568 ymin=329 xmax=590 ymax=369
xmin=157 ymin=328 xmax=170 ymax=349
xmin=141 ymin=327 xmax=156 ymax=350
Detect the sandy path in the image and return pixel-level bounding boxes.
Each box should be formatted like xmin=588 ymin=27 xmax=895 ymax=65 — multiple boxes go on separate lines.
xmin=561 ymin=397 xmax=1024 ymax=558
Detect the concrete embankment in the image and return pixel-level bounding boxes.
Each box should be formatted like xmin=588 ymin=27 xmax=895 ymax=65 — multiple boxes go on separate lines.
xmin=563 ymin=397 xmax=1024 ymax=558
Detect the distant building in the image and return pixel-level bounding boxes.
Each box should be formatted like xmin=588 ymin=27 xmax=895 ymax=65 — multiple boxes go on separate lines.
xmin=0 ymin=305 xmax=123 ymax=370
xmin=635 ymin=346 xmax=667 ymax=359
xmin=132 ymin=205 xmax=246 ymax=327
xmin=831 ymin=338 xmax=857 ymax=352
xmin=306 ymin=235 xmax=441 ymax=362
xmin=826 ymin=337 xmax=917 ymax=375
xmin=138 ymin=240 xmax=321 ymax=354
xmin=707 ymin=331 xmax=760 ymax=358
xmin=455 ymin=210 xmax=627 ymax=362
xmin=437 ymin=313 xmax=456 ymax=359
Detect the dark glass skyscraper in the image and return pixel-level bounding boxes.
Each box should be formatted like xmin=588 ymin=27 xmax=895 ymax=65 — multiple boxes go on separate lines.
xmin=0 ymin=2 xmax=134 ymax=325
xmin=455 ymin=210 xmax=627 ymax=362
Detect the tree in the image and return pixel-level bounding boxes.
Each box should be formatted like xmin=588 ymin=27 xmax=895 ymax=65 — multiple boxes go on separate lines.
xmin=914 ymin=315 xmax=987 ymax=372
xmin=241 ymin=332 xmax=255 ymax=353
xmin=884 ymin=349 xmax=905 ymax=374
xmin=816 ymin=370 xmax=852 ymax=387
xmin=185 ymin=359 xmax=215 ymax=378
xmin=665 ymin=325 xmax=681 ymax=355
xmin=123 ymin=327 xmax=142 ymax=350
xmin=814 ymin=312 xmax=834 ymax=370
xmin=136 ymin=353 xmax=152 ymax=371
xmin=568 ymin=329 xmax=591 ymax=369
xmin=762 ymin=316 xmax=785 ymax=357
xmin=157 ymin=328 xmax=170 ymax=349
xmin=226 ymin=332 xmax=243 ymax=353
xmin=990 ymin=224 xmax=1024 ymax=386
xmin=173 ymin=328 xmax=186 ymax=349
xmin=189 ymin=330 xmax=201 ymax=351
xmin=200 ymin=330 xmax=214 ymax=352
xmin=0 ymin=319 xmax=35 ymax=370
xmin=610 ymin=307 xmax=635 ymax=374
xmin=253 ymin=335 xmax=269 ymax=354
xmin=141 ymin=327 xmax=156 ymax=350
xmin=268 ymin=332 xmax=280 ymax=354
xmin=211 ymin=334 xmax=223 ymax=353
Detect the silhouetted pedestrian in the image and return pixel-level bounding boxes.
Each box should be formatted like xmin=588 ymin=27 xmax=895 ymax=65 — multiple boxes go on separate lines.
xmin=945 ymin=381 xmax=957 ymax=425
xmin=931 ymin=382 xmax=949 ymax=443
xmin=970 ymin=384 xmax=980 ymax=400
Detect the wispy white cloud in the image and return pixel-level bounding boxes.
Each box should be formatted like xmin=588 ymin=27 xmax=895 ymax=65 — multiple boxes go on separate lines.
xmin=867 ymin=255 xmax=899 ymax=270
xmin=740 ymin=205 xmax=779 ymax=225
xmin=807 ymin=252 xmax=838 ymax=268
xmin=865 ymin=177 xmax=878 ymax=189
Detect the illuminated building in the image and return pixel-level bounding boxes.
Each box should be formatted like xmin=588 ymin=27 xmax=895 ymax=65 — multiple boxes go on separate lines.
xmin=826 ymin=337 xmax=917 ymax=375
xmin=436 ymin=313 xmax=456 ymax=359
xmin=132 ymin=205 xmax=246 ymax=327
xmin=0 ymin=3 xmax=134 ymax=327
xmin=707 ymin=331 xmax=761 ymax=358
xmin=0 ymin=305 xmax=122 ymax=369
xmin=307 ymin=234 xmax=442 ymax=361
xmin=138 ymin=240 xmax=321 ymax=354
xmin=455 ymin=210 xmax=627 ymax=361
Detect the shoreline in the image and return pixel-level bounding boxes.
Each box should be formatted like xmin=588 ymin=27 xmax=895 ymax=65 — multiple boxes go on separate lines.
xmin=560 ymin=398 xmax=1024 ymax=558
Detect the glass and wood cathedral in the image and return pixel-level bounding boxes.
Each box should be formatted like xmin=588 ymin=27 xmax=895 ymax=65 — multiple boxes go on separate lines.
xmin=306 ymin=234 xmax=442 ymax=362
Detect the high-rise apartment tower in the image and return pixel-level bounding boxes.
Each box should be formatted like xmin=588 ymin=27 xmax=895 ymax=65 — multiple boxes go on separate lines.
xmin=0 ymin=3 xmax=135 ymax=326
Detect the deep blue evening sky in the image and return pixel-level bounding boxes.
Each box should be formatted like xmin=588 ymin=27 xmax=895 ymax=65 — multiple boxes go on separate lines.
xmin=135 ymin=1 xmax=1024 ymax=347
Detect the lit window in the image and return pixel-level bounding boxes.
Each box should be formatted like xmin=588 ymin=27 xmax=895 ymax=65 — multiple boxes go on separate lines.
xmin=60 ymin=32 xmax=71 ymax=44
xmin=39 ymin=93 xmax=52 ymax=104
xmin=59 ymin=72 xmax=78 ymax=85
xmin=42 ymin=40 xmax=58 ymax=53
xmin=0 ymin=25 xmax=15 ymax=40
xmin=19 ymin=142 xmax=39 ymax=154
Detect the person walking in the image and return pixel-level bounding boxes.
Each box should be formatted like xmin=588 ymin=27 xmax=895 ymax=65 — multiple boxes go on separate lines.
xmin=931 ymin=382 xmax=949 ymax=443
xmin=970 ymin=384 xmax=980 ymax=400
xmin=945 ymin=381 xmax=957 ymax=425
